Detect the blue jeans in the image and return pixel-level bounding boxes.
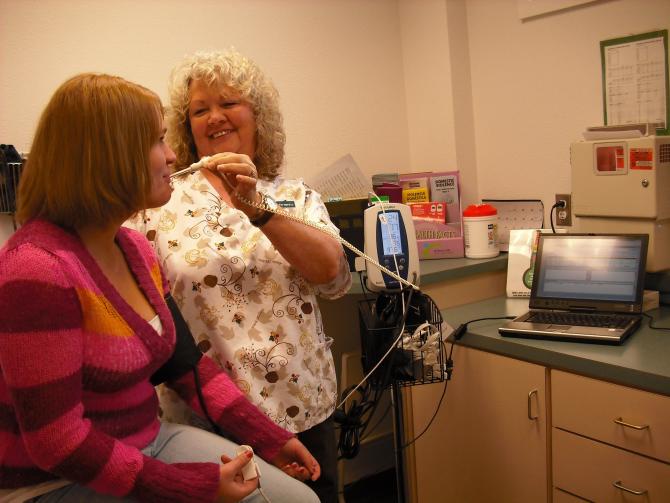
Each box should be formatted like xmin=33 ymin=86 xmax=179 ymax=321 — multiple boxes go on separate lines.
xmin=33 ymin=422 xmax=319 ymax=503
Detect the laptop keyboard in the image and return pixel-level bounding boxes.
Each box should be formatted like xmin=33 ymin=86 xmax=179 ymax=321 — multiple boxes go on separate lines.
xmin=527 ymin=312 xmax=633 ymax=329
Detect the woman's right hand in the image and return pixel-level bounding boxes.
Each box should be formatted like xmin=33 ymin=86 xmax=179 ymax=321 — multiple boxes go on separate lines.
xmin=217 ymin=451 xmax=258 ymax=503
xmin=205 ymin=152 xmax=262 ymax=219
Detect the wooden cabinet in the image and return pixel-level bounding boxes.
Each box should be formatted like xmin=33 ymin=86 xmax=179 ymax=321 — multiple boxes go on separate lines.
xmin=407 ymin=353 xmax=670 ymax=503
xmin=552 ymin=370 xmax=670 ymax=501
xmin=407 ymin=345 xmax=548 ymax=503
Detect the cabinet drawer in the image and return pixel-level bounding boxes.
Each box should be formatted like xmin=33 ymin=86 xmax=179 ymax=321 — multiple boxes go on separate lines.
xmin=552 ymin=488 xmax=591 ymax=503
xmin=553 ymin=428 xmax=670 ymax=501
xmin=552 ymin=370 xmax=670 ymax=462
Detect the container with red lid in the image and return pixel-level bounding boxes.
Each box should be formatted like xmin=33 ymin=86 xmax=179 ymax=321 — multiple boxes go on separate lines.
xmin=462 ymin=204 xmax=499 ymax=258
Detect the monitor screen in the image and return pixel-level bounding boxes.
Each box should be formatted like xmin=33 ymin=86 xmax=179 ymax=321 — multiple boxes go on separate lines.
xmin=535 ymin=235 xmax=644 ymax=302
xmin=380 ymin=211 xmax=403 ymax=255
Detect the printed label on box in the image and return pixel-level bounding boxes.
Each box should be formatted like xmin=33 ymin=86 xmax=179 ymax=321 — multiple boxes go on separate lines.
xmin=402 ymin=187 xmax=429 ymax=204
xmin=409 ymin=202 xmax=446 ymax=221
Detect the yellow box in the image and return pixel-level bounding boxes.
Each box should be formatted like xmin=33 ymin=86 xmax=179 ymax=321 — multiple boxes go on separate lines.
xmin=402 ymin=187 xmax=429 ymax=204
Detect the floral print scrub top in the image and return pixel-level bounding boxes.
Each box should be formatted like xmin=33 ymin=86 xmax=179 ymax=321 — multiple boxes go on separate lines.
xmin=128 ymin=171 xmax=351 ymax=433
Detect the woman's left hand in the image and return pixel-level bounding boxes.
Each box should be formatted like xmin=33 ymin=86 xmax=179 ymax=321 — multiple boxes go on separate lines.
xmin=270 ymin=437 xmax=321 ymax=482
xmin=206 ymin=152 xmax=262 ymax=219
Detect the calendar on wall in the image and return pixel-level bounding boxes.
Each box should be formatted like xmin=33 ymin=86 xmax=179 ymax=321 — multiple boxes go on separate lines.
xmin=481 ymin=199 xmax=544 ymax=252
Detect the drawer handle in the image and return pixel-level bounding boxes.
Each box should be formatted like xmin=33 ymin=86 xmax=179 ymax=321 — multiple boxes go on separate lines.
xmin=613 ymin=480 xmax=648 ymax=496
xmin=527 ymin=389 xmax=539 ymax=420
xmin=613 ymin=417 xmax=650 ymax=430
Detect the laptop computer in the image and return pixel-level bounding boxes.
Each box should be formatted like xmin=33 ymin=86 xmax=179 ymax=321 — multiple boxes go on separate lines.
xmin=499 ymin=233 xmax=648 ymax=344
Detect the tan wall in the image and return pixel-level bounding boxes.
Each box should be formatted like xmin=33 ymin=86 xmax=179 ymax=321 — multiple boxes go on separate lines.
xmin=2 ymin=0 xmax=668 ymax=244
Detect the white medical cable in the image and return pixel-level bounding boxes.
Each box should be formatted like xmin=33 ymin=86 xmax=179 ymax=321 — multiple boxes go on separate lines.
xmin=172 ymin=160 xmax=418 ymax=405
xmin=337 ymin=198 xmax=413 ymax=409
xmin=337 ymin=314 xmax=408 ymax=407
xmin=332 ymin=191 xmax=409 ymax=407
xmin=257 ymin=482 xmax=271 ymax=503
xmin=170 ymin=159 xmax=419 ymax=290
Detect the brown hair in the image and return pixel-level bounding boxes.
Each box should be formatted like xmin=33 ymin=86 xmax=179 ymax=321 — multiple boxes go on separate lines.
xmin=16 ymin=73 xmax=163 ymax=228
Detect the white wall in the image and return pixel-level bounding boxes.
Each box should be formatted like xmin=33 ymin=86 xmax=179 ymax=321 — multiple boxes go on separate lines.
xmin=0 ymin=0 xmax=412 ymax=242
xmin=398 ymin=0 xmax=480 ymax=208
xmin=1 ymin=0 xmax=412 ymax=175
xmin=465 ymin=0 xmax=670 ymax=221
xmin=1 ymin=0 xmax=669 ymax=239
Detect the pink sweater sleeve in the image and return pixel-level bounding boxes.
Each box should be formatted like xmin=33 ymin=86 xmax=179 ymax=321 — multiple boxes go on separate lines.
xmin=0 ymin=245 xmax=219 ymax=502
xmin=169 ymin=356 xmax=294 ymax=461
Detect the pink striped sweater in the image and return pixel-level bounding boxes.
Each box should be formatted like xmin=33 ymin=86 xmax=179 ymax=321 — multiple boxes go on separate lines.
xmin=0 ymin=220 xmax=293 ymax=502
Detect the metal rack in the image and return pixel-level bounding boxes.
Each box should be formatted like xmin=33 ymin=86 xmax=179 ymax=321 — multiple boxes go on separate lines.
xmin=358 ymin=291 xmax=446 ymax=503
xmin=358 ymin=292 xmax=446 ymax=389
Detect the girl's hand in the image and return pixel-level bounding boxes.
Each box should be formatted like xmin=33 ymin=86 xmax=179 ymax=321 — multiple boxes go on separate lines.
xmin=271 ymin=437 xmax=321 ymax=482
xmin=217 ymin=451 xmax=258 ymax=503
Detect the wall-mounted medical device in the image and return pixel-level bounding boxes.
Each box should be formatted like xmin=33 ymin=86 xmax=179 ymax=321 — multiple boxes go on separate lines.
xmin=361 ymin=203 xmax=419 ymax=291
xmin=571 ymin=135 xmax=670 ymax=271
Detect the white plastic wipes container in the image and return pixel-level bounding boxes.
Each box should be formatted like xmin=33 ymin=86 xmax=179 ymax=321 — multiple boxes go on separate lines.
xmin=463 ymin=204 xmax=499 ymax=259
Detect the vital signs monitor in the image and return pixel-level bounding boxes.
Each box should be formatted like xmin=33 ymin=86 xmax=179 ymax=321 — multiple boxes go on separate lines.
xmin=363 ymin=203 xmax=419 ymax=292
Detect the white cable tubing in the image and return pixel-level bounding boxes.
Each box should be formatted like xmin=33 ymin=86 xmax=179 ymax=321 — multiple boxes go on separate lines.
xmin=332 ymin=193 xmax=410 ymax=407
xmin=173 ymin=162 xmax=417 ymax=407
xmin=171 ymin=161 xmax=419 ymax=291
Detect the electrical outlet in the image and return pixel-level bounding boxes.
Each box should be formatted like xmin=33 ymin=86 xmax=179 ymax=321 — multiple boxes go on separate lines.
xmin=555 ymin=194 xmax=572 ymax=227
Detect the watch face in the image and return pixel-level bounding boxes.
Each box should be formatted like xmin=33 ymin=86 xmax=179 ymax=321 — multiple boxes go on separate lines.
xmin=263 ymin=193 xmax=278 ymax=210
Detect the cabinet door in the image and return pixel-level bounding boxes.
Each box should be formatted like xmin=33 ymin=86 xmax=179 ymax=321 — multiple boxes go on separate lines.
xmin=408 ymin=345 xmax=548 ymax=503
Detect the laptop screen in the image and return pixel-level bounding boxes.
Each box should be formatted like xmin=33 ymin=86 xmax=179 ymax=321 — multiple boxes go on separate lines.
xmin=530 ymin=234 xmax=648 ymax=311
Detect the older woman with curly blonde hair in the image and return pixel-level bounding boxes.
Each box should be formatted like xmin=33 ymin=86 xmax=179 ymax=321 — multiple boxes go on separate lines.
xmin=129 ymin=49 xmax=351 ymax=503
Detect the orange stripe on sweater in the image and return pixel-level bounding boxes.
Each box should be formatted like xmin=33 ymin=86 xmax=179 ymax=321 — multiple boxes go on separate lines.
xmin=75 ymin=289 xmax=133 ymax=338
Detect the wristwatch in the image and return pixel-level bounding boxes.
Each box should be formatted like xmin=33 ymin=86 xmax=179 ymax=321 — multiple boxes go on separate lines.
xmin=250 ymin=192 xmax=277 ymax=227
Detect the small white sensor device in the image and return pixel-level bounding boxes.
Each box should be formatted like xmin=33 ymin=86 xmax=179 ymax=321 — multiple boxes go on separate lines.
xmin=236 ymin=444 xmax=259 ymax=480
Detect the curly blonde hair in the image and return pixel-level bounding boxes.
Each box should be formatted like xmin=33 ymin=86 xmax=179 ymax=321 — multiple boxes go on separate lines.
xmin=167 ymin=49 xmax=285 ymax=179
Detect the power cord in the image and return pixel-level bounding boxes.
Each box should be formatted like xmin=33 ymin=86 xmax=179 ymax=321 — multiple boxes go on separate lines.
xmin=399 ymin=317 xmax=517 ymax=448
xmin=335 ymin=381 xmax=386 ymax=459
xmin=451 ymin=316 xmax=517 ymax=340
xmin=361 ymin=403 xmax=392 ymax=442
xmin=400 ymin=341 xmax=454 ymax=449
xmin=549 ymin=200 xmax=566 ymax=233
xmin=642 ymin=312 xmax=670 ymax=330
xmin=337 ymin=284 xmax=416 ymax=407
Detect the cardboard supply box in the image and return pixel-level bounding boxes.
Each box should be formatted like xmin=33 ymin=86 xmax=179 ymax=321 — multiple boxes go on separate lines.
xmin=400 ymin=171 xmax=461 ymax=224
xmin=429 ymin=174 xmax=460 ymax=223
xmin=402 ymin=187 xmax=430 ymax=204
xmin=409 ymin=202 xmax=446 ymax=221
xmin=418 ymin=236 xmax=465 ymax=259
xmin=414 ymin=220 xmax=464 ymax=259
xmin=399 ymin=171 xmax=464 ymax=259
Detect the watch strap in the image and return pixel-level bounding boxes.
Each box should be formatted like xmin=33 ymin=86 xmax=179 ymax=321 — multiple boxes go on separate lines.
xmin=250 ymin=209 xmax=274 ymax=227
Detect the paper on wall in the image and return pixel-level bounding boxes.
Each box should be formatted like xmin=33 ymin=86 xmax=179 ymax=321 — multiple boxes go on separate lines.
xmin=482 ymin=199 xmax=544 ymax=252
xmin=306 ymin=154 xmax=371 ymax=200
